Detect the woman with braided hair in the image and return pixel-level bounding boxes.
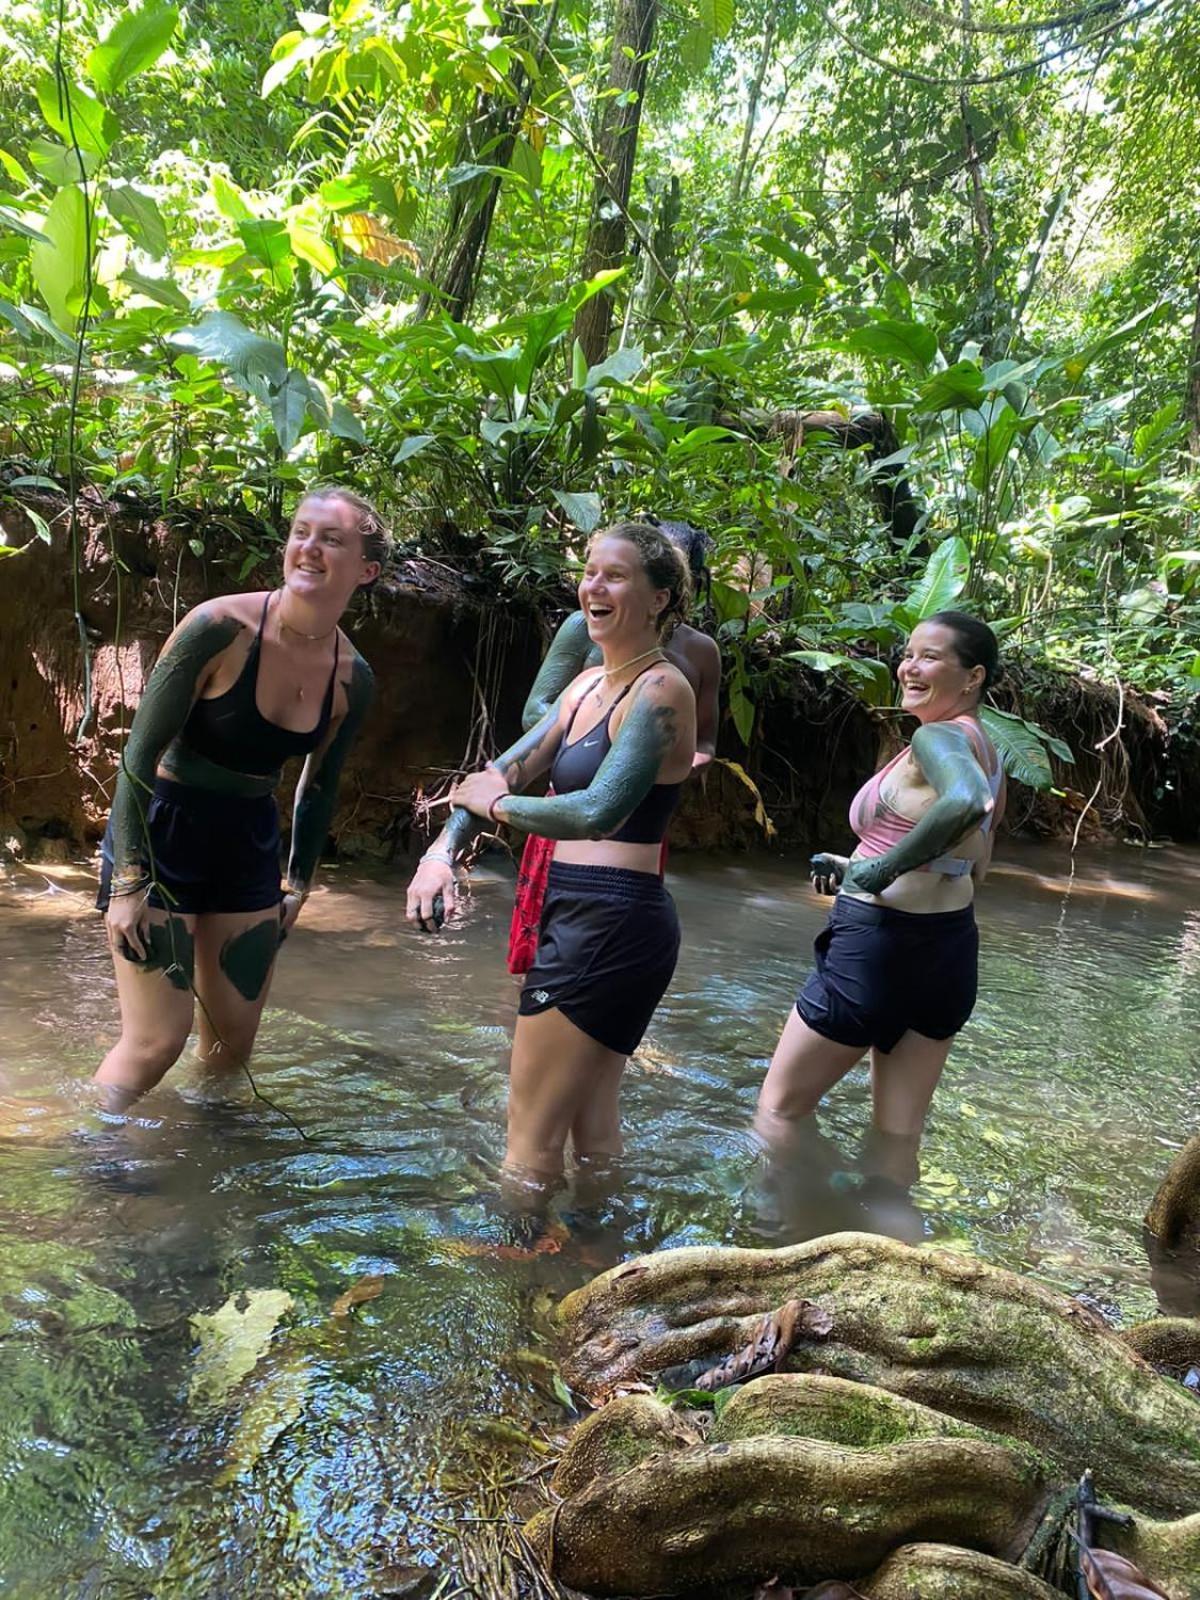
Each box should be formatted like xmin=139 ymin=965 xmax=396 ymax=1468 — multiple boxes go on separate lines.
xmin=406 ymin=521 xmax=696 ymax=1187
xmin=507 ymin=517 xmax=720 ymax=975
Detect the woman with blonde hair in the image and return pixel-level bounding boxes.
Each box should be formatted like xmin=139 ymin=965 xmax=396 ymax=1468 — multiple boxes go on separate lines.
xmin=96 ymin=486 xmax=387 ymax=1104
xmin=407 ymin=520 xmax=697 ymax=1187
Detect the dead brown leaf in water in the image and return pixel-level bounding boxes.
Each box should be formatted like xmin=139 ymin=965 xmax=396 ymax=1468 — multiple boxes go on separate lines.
xmin=1080 ymin=1546 xmax=1171 ymax=1599
xmin=695 ymin=1299 xmax=832 ymax=1392
xmin=331 ymin=1275 xmax=385 ymax=1317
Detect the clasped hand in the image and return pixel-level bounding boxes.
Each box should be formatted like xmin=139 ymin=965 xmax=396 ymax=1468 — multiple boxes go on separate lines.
xmin=810 ymin=852 xmax=894 ymax=897
xmin=448 ymin=768 xmax=509 ymax=820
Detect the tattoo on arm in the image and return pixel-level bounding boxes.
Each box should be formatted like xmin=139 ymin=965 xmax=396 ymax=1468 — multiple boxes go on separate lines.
xmin=287 ymin=657 xmax=374 ymax=891
xmin=109 ymin=610 xmax=242 ymax=877
xmin=431 ymin=700 xmax=566 ymax=863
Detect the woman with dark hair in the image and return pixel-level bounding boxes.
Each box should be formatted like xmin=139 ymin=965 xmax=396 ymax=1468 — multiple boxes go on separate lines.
xmin=95 ymin=486 xmax=387 ymax=1105
xmin=406 ymin=521 xmax=696 ymax=1186
xmin=508 ymin=516 xmax=720 ymax=974
xmin=755 ymin=612 xmax=1005 ymax=1189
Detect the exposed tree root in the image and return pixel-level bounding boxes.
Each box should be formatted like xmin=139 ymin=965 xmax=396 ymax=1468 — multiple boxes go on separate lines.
xmin=861 ymin=1542 xmax=1062 ymax=1599
xmin=1146 ymin=1132 xmax=1200 ymax=1251
xmin=1120 ymin=1317 xmax=1200 ymax=1378
xmin=557 ymin=1233 xmax=1200 ymax=1517
xmin=528 ymin=1427 xmax=1048 ymax=1596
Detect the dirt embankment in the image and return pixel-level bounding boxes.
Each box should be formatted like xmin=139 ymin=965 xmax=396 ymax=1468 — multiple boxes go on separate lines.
xmin=1 ymin=487 xmax=1194 ymax=861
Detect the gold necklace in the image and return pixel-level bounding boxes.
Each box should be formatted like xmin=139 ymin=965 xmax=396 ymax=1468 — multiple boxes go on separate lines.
xmin=600 ymin=645 xmax=665 ymax=678
xmin=275 ymin=591 xmax=337 ymax=642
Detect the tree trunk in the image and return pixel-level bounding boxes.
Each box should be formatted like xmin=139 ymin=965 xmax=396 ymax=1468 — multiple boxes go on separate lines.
xmin=418 ymin=3 xmax=557 ymax=323
xmin=573 ymin=0 xmax=659 ymax=366
xmin=1185 ymin=269 xmax=1200 ymax=463
xmin=730 ymin=0 xmax=778 ymax=207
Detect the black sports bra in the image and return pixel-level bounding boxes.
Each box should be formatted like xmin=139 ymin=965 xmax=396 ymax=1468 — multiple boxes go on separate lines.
xmin=550 ymin=667 xmax=683 ymax=845
xmin=181 ymin=594 xmax=339 ymax=776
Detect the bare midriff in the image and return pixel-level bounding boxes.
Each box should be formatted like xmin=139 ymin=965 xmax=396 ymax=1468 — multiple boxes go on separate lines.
xmin=552 ymin=838 xmax=663 ymax=875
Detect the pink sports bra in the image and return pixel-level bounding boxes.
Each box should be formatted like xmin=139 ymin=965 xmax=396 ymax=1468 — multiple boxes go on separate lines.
xmin=849 ymin=716 xmax=1004 ymax=879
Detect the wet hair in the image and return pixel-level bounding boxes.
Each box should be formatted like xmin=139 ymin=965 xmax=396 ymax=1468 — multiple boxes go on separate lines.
xmin=299 ymin=484 xmax=393 ymax=577
xmin=926 ymin=610 xmax=1000 ymax=691
xmin=589 ymin=520 xmax=692 ymax=638
xmin=650 ymin=516 xmax=712 ymax=614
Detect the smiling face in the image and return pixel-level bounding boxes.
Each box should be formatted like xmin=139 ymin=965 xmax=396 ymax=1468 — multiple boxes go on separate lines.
xmin=897 ymin=620 xmax=985 ymax=722
xmin=283 ymin=494 xmax=381 ymax=606
xmin=578 ymin=535 xmax=669 ymax=648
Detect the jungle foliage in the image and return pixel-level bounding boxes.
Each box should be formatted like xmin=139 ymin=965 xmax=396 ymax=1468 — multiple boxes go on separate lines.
xmin=1 ymin=0 xmax=1198 ymax=758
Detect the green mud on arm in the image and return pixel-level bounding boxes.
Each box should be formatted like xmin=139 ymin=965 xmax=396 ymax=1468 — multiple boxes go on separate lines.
xmin=108 ymin=611 xmax=242 ymax=878
xmin=286 ymin=657 xmax=375 ymax=892
xmin=848 ymin=722 xmax=991 ymax=892
xmin=436 ymin=700 xmax=567 ymax=861
xmin=521 ymin=612 xmax=599 ymax=731
xmin=500 ymin=691 xmax=678 ymax=841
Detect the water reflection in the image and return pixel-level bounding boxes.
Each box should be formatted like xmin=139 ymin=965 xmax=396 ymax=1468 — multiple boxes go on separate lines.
xmin=1 ymin=841 xmax=1199 ymax=1592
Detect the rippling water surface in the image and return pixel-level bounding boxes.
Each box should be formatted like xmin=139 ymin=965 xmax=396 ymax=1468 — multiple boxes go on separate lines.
xmin=0 ymin=842 xmax=1197 ymax=1595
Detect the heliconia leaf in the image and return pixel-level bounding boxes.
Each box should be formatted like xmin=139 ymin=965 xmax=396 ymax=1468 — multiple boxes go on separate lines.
xmin=550 ymin=489 xmax=602 ymax=533
xmin=87 ymin=3 xmax=179 ymax=95
xmin=103 ymin=182 xmax=168 ymax=258
xmin=30 ymin=185 xmax=91 ymax=331
xmin=36 ymin=75 xmax=120 ymax=157
xmin=903 ymin=535 xmax=969 ymax=621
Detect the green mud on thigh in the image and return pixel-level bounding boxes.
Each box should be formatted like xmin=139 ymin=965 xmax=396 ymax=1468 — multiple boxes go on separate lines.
xmin=125 ymin=917 xmax=195 ymax=991
xmin=218 ymin=917 xmax=281 ymax=1002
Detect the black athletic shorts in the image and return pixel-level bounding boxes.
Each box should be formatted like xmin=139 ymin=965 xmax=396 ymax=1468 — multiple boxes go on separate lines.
xmin=517 ymin=862 xmax=680 ymax=1057
xmin=795 ymin=894 xmax=978 ymax=1054
xmin=97 ymin=777 xmax=283 ymax=917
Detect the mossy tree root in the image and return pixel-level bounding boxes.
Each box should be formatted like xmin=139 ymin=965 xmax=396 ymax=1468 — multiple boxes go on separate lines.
xmin=528 ymin=1430 xmax=1048 ymax=1597
xmin=1145 ymin=1132 xmax=1200 ymax=1249
xmin=861 ymin=1542 xmax=1063 ymax=1599
xmin=556 ymin=1232 xmax=1200 ymax=1517
xmin=1120 ymin=1317 xmax=1200 ymax=1377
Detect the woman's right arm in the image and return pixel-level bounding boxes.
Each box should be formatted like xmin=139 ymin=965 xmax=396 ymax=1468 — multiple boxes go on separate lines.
xmin=406 ymin=695 xmax=570 ymax=930
xmin=106 ymin=605 xmax=241 ymax=955
xmin=521 ymin=611 xmax=594 ymax=731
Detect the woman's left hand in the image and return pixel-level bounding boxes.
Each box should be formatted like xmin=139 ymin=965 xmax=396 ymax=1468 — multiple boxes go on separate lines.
xmin=449 ymin=768 xmax=509 ymax=821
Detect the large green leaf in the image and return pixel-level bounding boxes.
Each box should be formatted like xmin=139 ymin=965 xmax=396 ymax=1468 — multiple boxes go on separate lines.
xmin=584 ymin=345 xmax=643 ymax=390
xmin=915 ymin=360 xmax=985 ymax=414
xmin=36 ymin=76 xmax=119 ymax=158
xmin=28 ymin=137 xmax=98 ymax=185
xmin=168 ymin=312 xmax=288 ymax=391
xmin=103 ymin=182 xmax=168 ymax=258
xmin=87 ymin=3 xmax=179 ymax=95
xmin=120 ymin=267 xmax=189 ymax=310
xmin=30 ymin=185 xmax=91 ymax=331
xmin=329 ymin=400 xmax=367 ymax=446
xmin=239 ymin=220 xmax=294 ymax=288
xmin=268 ymin=370 xmax=317 ymax=453
xmin=787 ymin=650 xmax=894 ymax=708
xmin=979 ymin=706 xmax=1072 ymax=790
xmin=550 ymin=490 xmax=602 ymax=533
xmin=700 ymin=0 xmax=734 ymax=38
xmin=968 ymin=401 xmax=1024 ymax=492
xmin=899 ymin=536 xmax=969 ymax=624
xmin=838 ymin=317 xmax=937 ymax=371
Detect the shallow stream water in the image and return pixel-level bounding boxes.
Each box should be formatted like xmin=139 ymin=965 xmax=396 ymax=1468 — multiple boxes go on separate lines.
xmin=0 ymin=841 xmax=1197 ymax=1596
